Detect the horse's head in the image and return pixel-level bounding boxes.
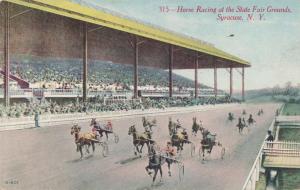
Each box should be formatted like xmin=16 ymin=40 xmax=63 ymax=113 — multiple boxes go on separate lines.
xmin=144 ymin=129 xmax=152 ymax=139
xmin=71 ymin=125 xmax=81 ymax=135
xmin=90 ymin=118 xmax=96 ymax=126
xmin=199 ymin=126 xmax=205 ymax=133
xmin=142 ymin=116 xmax=146 ymax=123
xmin=150 ymin=142 xmax=161 ymax=158
xmin=128 ymin=125 xmax=136 ymax=136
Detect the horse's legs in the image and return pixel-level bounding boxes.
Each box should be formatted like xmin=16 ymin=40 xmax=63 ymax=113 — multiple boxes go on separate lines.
xmin=135 ymin=145 xmax=140 ymax=156
xmin=146 ymin=142 xmax=151 ymax=154
xmin=105 ymin=132 xmax=108 ymax=141
xmin=159 ymin=165 xmax=163 ymax=181
xmin=133 ymin=145 xmax=137 ymax=156
xmin=167 ymin=160 xmax=171 ymax=176
xmin=86 ymin=143 xmax=90 ymax=154
xmin=180 ymin=142 xmax=184 ymax=151
xmin=202 ymin=147 xmax=205 ymax=160
xmin=209 ymin=145 xmax=213 ymax=153
xmin=79 ymin=145 xmax=83 ymax=159
xmin=145 ymin=165 xmax=152 ymax=176
xmin=139 ymin=143 xmax=145 ymax=154
xmin=99 ymin=131 xmax=103 ymax=138
xmin=92 ymin=142 xmax=95 ymax=153
xmin=152 ymin=168 xmax=158 ymax=186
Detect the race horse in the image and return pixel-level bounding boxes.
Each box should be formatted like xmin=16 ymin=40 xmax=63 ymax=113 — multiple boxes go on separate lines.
xmin=128 ymin=125 xmax=154 ymax=156
xmin=236 ymin=118 xmax=248 ymax=134
xmin=171 ymin=129 xmax=194 ymax=155
xmin=200 ymin=133 xmax=225 ymax=160
xmin=191 ymin=117 xmax=204 ymax=136
xmin=168 ymin=119 xmax=182 ymax=136
xmin=228 ymin=112 xmax=234 ymax=121
xmin=145 ymin=144 xmax=183 ymax=185
xmin=145 ymin=144 xmax=164 ymax=185
xmin=90 ymin=118 xmax=118 ymax=142
xmin=247 ymin=114 xmax=256 ymax=126
xmin=242 ymin=109 xmax=247 ymax=115
xmin=142 ymin=117 xmax=157 ymax=132
xmin=70 ymin=125 xmax=97 ymax=159
xmin=257 ymin=109 xmax=264 ymax=116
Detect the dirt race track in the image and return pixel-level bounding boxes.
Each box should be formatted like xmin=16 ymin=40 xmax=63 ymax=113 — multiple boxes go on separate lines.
xmin=0 ymin=103 xmax=280 ymax=190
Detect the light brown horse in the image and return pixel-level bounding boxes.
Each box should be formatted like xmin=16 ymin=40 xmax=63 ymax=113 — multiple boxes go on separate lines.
xmin=70 ymin=125 xmax=97 ymax=159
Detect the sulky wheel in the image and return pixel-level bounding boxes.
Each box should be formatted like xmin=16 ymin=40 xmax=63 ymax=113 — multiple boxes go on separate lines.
xmin=198 ymin=146 xmax=202 ymax=158
xmin=190 ymin=143 xmax=195 ymax=157
xmin=114 ymin=133 xmax=119 ymax=143
xmin=220 ymin=147 xmax=225 ymax=159
xmin=101 ymin=141 xmax=109 ymax=157
xmin=178 ymin=163 xmax=185 ymax=181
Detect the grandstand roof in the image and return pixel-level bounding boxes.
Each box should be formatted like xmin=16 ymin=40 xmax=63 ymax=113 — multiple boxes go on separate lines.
xmin=6 ymin=0 xmax=250 ymax=68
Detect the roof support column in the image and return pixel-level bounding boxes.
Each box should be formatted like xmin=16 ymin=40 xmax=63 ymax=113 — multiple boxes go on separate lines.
xmin=242 ymin=67 xmax=245 ymax=101
xmin=194 ymin=56 xmax=198 ymax=98
xmin=214 ymin=65 xmax=217 ymax=98
xmin=133 ymin=36 xmax=138 ymax=98
xmin=169 ymin=45 xmax=173 ymax=98
xmin=230 ymin=67 xmax=233 ymax=97
xmin=4 ymin=2 xmax=10 ymax=107
xmin=82 ymin=23 xmax=88 ymax=102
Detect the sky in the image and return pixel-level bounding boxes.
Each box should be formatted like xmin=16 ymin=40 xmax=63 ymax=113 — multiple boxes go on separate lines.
xmin=78 ymin=0 xmax=300 ymax=92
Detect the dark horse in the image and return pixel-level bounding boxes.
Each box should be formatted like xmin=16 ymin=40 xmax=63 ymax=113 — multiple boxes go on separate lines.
xmin=145 ymin=144 xmax=163 ymax=185
xmin=191 ymin=117 xmax=204 ymax=136
xmin=145 ymin=144 xmax=176 ymax=185
xmin=128 ymin=125 xmax=154 ymax=156
xmin=228 ymin=112 xmax=234 ymax=121
xmin=247 ymin=114 xmax=256 ymax=126
xmin=242 ymin=109 xmax=247 ymax=115
xmin=236 ymin=118 xmax=248 ymax=134
xmin=200 ymin=133 xmax=224 ymax=160
xmin=70 ymin=125 xmax=96 ymax=159
xmin=90 ymin=118 xmax=113 ymax=141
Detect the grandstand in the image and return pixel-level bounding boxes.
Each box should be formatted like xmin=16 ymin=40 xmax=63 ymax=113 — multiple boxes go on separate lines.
xmin=0 ymin=0 xmax=249 ymax=118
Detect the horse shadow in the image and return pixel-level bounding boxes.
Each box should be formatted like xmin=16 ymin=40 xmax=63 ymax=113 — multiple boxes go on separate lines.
xmin=65 ymin=154 xmax=99 ymax=164
xmin=116 ymin=156 xmax=141 ymax=165
xmin=136 ymin=181 xmax=164 ymax=190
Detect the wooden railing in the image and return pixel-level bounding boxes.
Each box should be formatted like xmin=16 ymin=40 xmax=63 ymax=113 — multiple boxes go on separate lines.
xmin=263 ymin=141 xmax=300 ymax=157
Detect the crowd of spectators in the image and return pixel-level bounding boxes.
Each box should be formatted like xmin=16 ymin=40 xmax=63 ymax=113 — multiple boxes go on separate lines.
xmin=10 ymin=57 xmax=209 ymax=91
xmin=0 ymin=96 xmax=238 ymax=118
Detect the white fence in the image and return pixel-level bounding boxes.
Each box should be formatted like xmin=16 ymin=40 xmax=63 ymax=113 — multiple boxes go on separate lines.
xmin=0 ymin=88 xmax=227 ymax=99
xmin=0 ymin=89 xmax=33 ymax=98
xmin=0 ymin=103 xmax=237 ymax=131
